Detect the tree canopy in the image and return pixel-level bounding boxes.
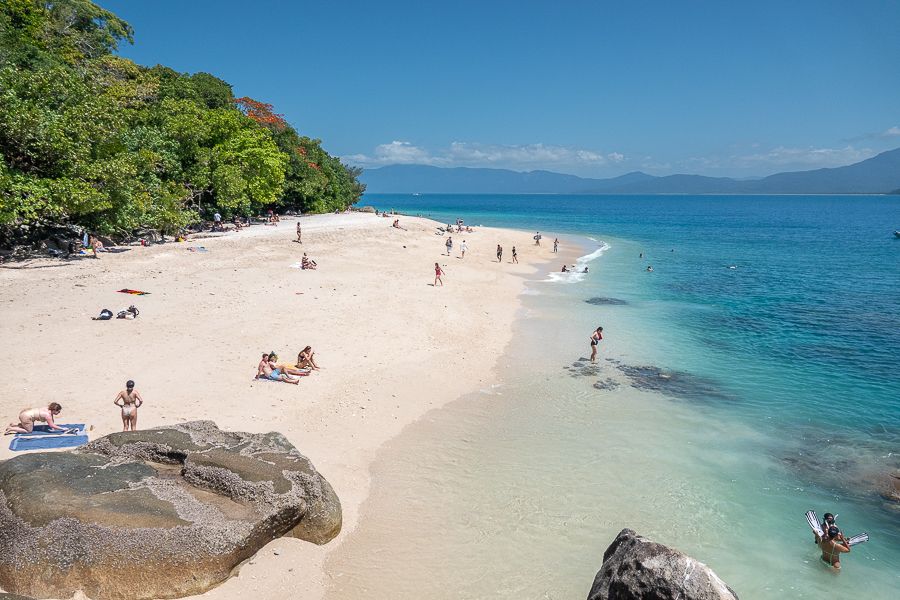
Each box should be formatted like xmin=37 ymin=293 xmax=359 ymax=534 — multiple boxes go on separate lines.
xmin=0 ymin=0 xmax=364 ymax=236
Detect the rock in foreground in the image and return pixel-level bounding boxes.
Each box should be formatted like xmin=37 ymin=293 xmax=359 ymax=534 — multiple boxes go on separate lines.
xmin=588 ymin=529 xmax=738 ymax=600
xmin=0 ymin=421 xmax=341 ymax=600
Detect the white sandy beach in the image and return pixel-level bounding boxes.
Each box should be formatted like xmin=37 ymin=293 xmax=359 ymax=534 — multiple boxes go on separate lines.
xmin=0 ymin=213 xmax=574 ymax=599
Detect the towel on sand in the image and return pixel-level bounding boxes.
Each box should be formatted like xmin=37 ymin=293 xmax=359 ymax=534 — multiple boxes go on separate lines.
xmin=118 ymin=289 xmax=150 ymax=295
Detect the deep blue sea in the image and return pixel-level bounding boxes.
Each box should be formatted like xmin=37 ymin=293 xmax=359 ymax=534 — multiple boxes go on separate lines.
xmin=328 ymin=194 xmax=900 ymax=599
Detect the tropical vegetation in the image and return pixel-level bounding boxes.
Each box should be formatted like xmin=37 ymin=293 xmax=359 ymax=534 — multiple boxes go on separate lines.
xmin=0 ymin=0 xmax=364 ymax=237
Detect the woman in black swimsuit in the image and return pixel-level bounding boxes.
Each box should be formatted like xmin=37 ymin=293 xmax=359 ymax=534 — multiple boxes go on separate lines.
xmin=590 ymin=326 xmax=603 ymax=363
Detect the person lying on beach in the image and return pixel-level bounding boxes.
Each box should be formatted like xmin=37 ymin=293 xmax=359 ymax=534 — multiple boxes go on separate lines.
xmin=93 ymin=308 xmax=114 ymax=321
xmin=268 ymin=352 xmax=310 ymax=377
xmin=5 ymin=403 xmax=64 ymax=434
xmin=113 ymin=380 xmax=143 ymax=431
xmin=820 ymin=526 xmax=850 ymax=569
xmin=296 ymin=346 xmax=320 ymax=370
xmin=301 ymin=253 xmax=318 ymax=270
xmin=117 ymin=305 xmax=139 ymax=319
xmin=256 ymin=353 xmax=300 ymax=384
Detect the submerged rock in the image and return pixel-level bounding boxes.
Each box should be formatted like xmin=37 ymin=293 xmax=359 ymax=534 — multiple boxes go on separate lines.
xmin=585 ymin=297 xmax=628 ymax=306
xmin=617 ymin=364 xmax=729 ymax=402
xmin=593 ymin=378 xmax=620 ymax=391
xmin=588 ymin=529 xmax=738 ymax=600
xmin=0 ymin=421 xmax=341 ymax=600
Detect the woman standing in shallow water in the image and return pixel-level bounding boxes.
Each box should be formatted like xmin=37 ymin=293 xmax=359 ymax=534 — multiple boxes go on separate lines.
xmin=590 ymin=326 xmax=603 ymax=363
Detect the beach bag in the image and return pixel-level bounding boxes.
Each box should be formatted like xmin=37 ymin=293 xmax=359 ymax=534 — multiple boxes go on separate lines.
xmin=95 ymin=309 xmax=113 ymax=321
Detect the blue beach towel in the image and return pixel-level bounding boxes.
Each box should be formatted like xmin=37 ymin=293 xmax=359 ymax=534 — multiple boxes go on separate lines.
xmin=10 ymin=434 xmax=89 ymax=451
xmin=8 ymin=424 xmax=88 ymax=451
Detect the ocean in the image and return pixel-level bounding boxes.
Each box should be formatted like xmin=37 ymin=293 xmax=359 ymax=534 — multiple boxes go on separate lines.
xmin=326 ymin=194 xmax=900 ymax=599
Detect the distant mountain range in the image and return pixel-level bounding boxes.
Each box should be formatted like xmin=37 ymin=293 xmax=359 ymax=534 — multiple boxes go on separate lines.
xmin=359 ymin=147 xmax=900 ymax=195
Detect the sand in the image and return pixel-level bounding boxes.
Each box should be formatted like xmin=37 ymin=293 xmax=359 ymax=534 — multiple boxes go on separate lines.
xmin=0 ymin=213 xmax=574 ymax=599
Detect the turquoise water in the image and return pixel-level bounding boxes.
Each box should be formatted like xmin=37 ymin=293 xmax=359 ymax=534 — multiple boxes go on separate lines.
xmin=327 ymin=194 xmax=900 ymax=598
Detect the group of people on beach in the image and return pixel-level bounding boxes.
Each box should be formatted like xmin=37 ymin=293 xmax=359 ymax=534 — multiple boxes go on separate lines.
xmin=255 ymin=348 xmax=320 ymax=384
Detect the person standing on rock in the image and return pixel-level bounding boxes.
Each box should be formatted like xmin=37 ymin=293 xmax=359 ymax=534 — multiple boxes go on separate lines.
xmin=113 ymin=380 xmax=143 ymax=431
xmin=590 ymin=326 xmax=604 ymax=363
xmin=5 ymin=403 xmax=64 ymax=434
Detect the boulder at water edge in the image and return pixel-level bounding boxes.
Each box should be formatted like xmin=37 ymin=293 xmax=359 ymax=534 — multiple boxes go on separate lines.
xmin=587 ymin=529 xmax=739 ymax=600
xmin=0 ymin=421 xmax=341 ymax=600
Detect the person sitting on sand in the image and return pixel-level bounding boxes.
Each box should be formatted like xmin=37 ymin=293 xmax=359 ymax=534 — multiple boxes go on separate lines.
xmin=256 ymin=353 xmax=300 ymax=384
xmin=301 ymin=253 xmax=317 ymax=270
xmin=233 ymin=216 xmax=243 ymax=231
xmin=113 ymin=380 xmax=143 ymax=431
xmin=5 ymin=403 xmax=64 ymax=434
xmin=820 ymin=526 xmax=851 ymax=569
xmin=296 ymin=346 xmax=320 ymax=370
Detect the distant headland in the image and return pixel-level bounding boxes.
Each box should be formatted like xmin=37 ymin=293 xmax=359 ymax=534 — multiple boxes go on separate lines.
xmin=360 ymin=147 xmax=900 ymax=195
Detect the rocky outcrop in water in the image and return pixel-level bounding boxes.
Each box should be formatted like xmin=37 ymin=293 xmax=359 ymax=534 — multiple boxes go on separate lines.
xmin=0 ymin=421 xmax=341 ymax=600
xmin=587 ymin=529 xmax=738 ymax=600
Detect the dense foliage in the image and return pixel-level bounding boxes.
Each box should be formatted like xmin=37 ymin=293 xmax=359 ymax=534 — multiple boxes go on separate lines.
xmin=0 ymin=0 xmax=364 ymax=235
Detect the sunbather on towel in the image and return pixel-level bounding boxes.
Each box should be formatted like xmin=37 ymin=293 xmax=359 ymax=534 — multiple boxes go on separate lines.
xmin=301 ymin=253 xmax=317 ymax=270
xmin=256 ymin=353 xmax=300 ymax=384
xmin=5 ymin=403 xmax=64 ymax=434
xmin=268 ymin=353 xmax=309 ymax=377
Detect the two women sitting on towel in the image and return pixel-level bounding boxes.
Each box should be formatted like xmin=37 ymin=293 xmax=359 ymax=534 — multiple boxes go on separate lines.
xmin=5 ymin=403 xmax=64 ymax=434
xmin=301 ymin=253 xmax=317 ymax=270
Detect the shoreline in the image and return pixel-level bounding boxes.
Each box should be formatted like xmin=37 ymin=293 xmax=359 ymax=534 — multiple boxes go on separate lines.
xmin=0 ymin=213 xmax=579 ymax=599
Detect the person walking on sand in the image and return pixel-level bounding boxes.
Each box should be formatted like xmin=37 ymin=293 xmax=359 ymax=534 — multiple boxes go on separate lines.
xmin=434 ymin=262 xmax=444 ymax=286
xmin=113 ymin=380 xmax=143 ymax=432
xmin=512 ymin=246 xmax=518 ymax=263
xmin=5 ymin=403 xmax=64 ymax=434
xmin=590 ymin=326 xmax=603 ymax=363
xmin=296 ymin=222 xmax=302 ymax=243
xmin=534 ymin=232 xmax=541 ymax=246
xmin=460 ymin=240 xmax=468 ymax=259
xmin=497 ymin=245 xmax=503 ymax=262
xmin=553 ymin=238 xmax=559 ymax=253
xmin=445 ymin=237 xmax=453 ymax=256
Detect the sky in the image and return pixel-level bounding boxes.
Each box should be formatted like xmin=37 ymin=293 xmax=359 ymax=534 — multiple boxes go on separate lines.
xmin=98 ymin=0 xmax=900 ymax=178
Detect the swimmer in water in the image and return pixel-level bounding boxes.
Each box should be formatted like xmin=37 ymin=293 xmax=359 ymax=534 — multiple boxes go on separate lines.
xmin=646 ymin=265 xmax=653 ymax=272
xmin=819 ymin=526 xmax=850 ymax=569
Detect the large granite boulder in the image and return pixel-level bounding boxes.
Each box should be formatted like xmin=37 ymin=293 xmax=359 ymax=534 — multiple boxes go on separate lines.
xmin=588 ymin=529 xmax=738 ymax=600
xmin=0 ymin=421 xmax=341 ymax=600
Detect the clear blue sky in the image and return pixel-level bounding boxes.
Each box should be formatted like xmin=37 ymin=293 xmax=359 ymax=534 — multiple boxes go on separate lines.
xmin=98 ymin=0 xmax=900 ymax=177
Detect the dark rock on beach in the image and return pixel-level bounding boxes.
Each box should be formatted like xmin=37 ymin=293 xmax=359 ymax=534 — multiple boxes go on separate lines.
xmin=0 ymin=421 xmax=341 ymax=600
xmin=585 ymin=297 xmax=628 ymax=306
xmin=588 ymin=529 xmax=739 ymax=600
